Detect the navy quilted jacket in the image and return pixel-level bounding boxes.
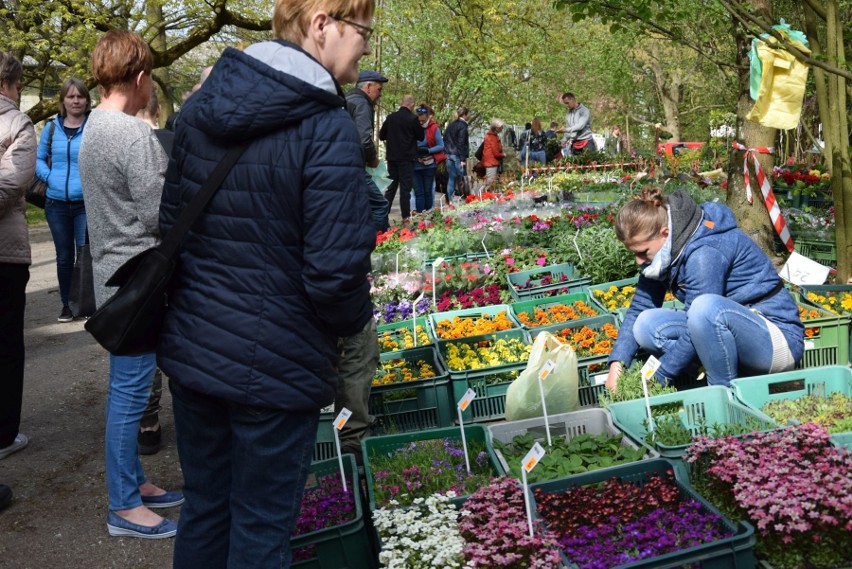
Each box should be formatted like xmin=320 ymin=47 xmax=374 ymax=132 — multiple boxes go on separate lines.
xmin=157 ymin=42 xmax=375 ymax=411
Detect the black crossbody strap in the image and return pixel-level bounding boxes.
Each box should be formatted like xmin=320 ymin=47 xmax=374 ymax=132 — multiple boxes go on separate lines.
xmin=159 ymin=144 xmax=249 ymax=258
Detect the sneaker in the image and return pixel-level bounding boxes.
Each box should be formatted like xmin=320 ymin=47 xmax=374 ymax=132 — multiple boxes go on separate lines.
xmin=141 ymin=490 xmax=185 ymax=509
xmin=0 ymin=434 xmax=28 ymax=460
xmin=58 ymin=306 xmax=74 ymax=323
xmin=0 ymin=485 xmax=11 ymax=511
xmin=137 ymin=427 xmax=162 ymax=456
xmin=107 ymin=511 xmax=177 ymax=539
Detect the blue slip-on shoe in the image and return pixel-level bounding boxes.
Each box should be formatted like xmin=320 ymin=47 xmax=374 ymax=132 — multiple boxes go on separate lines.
xmin=107 ymin=511 xmax=177 ymax=539
xmin=141 ymin=490 xmax=185 ymax=509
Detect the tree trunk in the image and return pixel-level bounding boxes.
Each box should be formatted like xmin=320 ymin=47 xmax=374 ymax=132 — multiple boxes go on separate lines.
xmin=727 ymin=0 xmax=779 ymax=262
xmin=146 ymin=2 xmax=174 ymax=125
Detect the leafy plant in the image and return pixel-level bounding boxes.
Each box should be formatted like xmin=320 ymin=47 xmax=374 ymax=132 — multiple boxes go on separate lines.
xmin=598 ymin=361 xmax=677 ymax=407
xmin=493 ymin=431 xmax=646 ymax=483
xmin=554 ymin=223 xmax=636 ymax=284
xmin=643 ymin=415 xmax=766 ymax=447
xmin=760 ymin=393 xmax=852 ymax=434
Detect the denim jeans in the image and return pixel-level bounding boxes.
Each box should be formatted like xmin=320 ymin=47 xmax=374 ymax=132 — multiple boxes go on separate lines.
xmin=0 ymin=263 xmax=28 ymax=448
xmin=632 ymin=294 xmax=784 ymax=387
xmin=446 ymin=155 xmax=463 ymax=202
xmin=413 ymin=166 xmax=436 ymax=211
xmin=106 ymin=352 xmax=157 ymax=510
xmin=518 ymin=149 xmax=546 ymax=166
xmin=44 ymin=199 xmax=87 ymax=307
xmin=171 ymin=380 xmax=319 ymax=569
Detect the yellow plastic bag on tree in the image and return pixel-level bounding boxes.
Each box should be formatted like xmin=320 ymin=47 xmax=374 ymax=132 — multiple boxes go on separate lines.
xmin=746 ymin=34 xmax=810 ymax=130
xmin=504 ymin=331 xmax=579 ymax=421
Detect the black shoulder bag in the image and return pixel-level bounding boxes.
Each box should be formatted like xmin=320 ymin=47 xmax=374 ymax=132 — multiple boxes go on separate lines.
xmin=85 ymin=144 xmax=248 ymax=355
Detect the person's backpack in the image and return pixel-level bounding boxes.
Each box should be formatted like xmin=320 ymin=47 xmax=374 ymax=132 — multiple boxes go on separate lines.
xmin=474 ymin=142 xmax=484 ymax=161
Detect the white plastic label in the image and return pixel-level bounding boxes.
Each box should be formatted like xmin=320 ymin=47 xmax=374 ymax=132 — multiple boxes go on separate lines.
xmin=458 ymin=388 xmax=476 ymax=411
xmin=592 ymin=373 xmax=608 ymax=386
xmin=334 ymin=408 xmax=352 ymax=430
xmin=538 ymin=359 xmax=556 ymax=381
xmin=641 ymin=356 xmax=661 ymax=381
xmin=804 ymin=339 xmax=815 ymax=350
xmin=522 ymin=442 xmax=546 ymax=473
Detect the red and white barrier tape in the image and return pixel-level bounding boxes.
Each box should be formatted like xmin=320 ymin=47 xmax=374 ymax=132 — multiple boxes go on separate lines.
xmin=732 ymin=142 xmax=794 ymax=252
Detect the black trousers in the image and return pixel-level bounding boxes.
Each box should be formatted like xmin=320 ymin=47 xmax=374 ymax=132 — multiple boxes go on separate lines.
xmin=384 ymin=160 xmax=415 ymax=220
xmin=0 ymin=263 xmax=29 ymax=447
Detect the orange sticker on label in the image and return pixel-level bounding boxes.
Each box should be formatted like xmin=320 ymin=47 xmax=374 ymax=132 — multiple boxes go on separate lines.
xmin=525 ymin=458 xmax=536 ymax=470
xmin=703 ymin=220 xmax=715 ymax=229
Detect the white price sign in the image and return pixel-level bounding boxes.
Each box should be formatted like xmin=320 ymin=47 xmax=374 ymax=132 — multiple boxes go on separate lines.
xmin=522 ymin=442 xmax=546 ymax=473
xmin=538 ymin=359 xmax=556 ymax=381
xmin=458 ymin=388 xmax=476 ymax=411
xmin=334 ymin=408 xmax=352 ymax=430
xmin=641 ymin=356 xmax=661 ymax=381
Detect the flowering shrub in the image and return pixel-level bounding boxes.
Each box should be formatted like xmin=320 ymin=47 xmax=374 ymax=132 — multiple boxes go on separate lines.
xmin=374 ymin=493 xmax=468 ymax=568
xmin=372 ymin=359 xmax=436 ymax=387
xmin=369 ymin=438 xmax=494 ymax=508
xmin=433 ymin=310 xmax=516 ymax=340
xmin=773 ymin=159 xmax=830 ymax=194
xmin=459 ymin=477 xmax=563 ymax=567
xmin=535 ymin=471 xmax=733 ymax=568
xmin=684 ymin=423 xmax=852 ymax=569
xmin=378 ymin=324 xmax=432 ymax=353
xmin=515 ymin=300 xmax=600 ymax=327
xmin=291 ymin=473 xmax=356 ymax=562
xmin=443 ymin=337 xmax=531 ymax=371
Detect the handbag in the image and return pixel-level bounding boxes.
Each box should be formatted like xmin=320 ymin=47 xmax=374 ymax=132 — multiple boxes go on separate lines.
xmin=25 ymin=121 xmax=56 ymax=209
xmin=68 ymin=236 xmax=96 ymax=318
xmin=84 ymin=143 xmax=248 ymax=355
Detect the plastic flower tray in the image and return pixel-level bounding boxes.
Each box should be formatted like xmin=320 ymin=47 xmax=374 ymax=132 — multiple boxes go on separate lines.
xmin=528 ymin=314 xmax=618 ymax=383
xmin=509 ymin=291 xmax=608 ymax=331
xmin=586 ymin=276 xmax=684 ymax=324
xmin=362 ymin=425 xmax=503 ymax=512
xmin=377 ymin=318 xmax=435 ymax=357
xmin=370 ymin=346 xmax=453 ymax=434
xmin=729 ymin=365 xmax=852 ymax=449
xmin=436 ymin=328 xmax=532 ymax=379
xmin=428 ymin=304 xmax=521 ymax=342
xmin=795 ymin=238 xmax=836 ymax=267
xmin=796 ymin=302 xmax=850 ymax=368
xmin=607 ymin=386 xmax=776 ymax=459
xmin=488 ymin=407 xmax=659 ymax=478
xmin=800 ymin=284 xmax=852 ymax=364
xmin=291 ymin=454 xmax=376 ymax=569
xmin=529 ymin=458 xmax=756 ymax=569
xmin=507 ymin=262 xmax=591 ymax=301
xmin=449 ymin=363 xmax=527 ymax=423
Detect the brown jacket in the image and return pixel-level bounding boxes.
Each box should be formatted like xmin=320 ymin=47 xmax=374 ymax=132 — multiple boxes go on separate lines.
xmin=482 ymin=129 xmax=504 ymax=167
xmin=0 ymin=94 xmax=36 ymax=265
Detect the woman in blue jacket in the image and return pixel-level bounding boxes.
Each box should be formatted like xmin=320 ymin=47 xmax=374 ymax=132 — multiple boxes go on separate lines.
xmin=605 ymin=186 xmax=804 ymax=389
xmin=35 ymin=77 xmax=90 ymax=322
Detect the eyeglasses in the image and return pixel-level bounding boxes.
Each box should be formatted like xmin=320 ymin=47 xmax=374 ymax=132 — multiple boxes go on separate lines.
xmin=330 ymin=15 xmax=374 ymax=43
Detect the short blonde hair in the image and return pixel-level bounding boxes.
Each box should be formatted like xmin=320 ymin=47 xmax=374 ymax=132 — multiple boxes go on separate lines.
xmin=273 ymin=0 xmax=375 ymax=43
xmin=91 ymin=30 xmax=153 ymax=96
xmin=490 ymin=118 xmax=504 ymax=131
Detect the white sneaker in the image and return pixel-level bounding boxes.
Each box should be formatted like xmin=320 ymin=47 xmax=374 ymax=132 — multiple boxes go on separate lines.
xmin=0 ymin=434 xmax=28 ymax=460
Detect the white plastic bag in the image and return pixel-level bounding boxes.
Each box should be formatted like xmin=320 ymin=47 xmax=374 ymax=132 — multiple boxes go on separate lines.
xmin=504 ymin=331 xmax=580 ymax=421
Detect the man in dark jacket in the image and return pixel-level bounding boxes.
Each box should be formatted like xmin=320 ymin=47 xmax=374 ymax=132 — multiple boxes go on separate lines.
xmin=379 ymin=94 xmax=422 ymax=221
xmin=443 ymin=106 xmax=470 ymax=201
xmin=345 ymin=69 xmax=389 ymax=232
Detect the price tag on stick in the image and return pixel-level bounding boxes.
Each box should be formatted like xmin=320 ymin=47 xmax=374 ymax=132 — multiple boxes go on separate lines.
xmin=456 ymin=389 xmax=476 ymax=474
xmin=537 ymin=359 xmax=556 ymax=446
xmin=431 ymin=257 xmax=445 ymax=308
xmin=521 ymin=442 xmax=546 ymax=538
xmin=411 ymin=293 xmax=425 ymax=347
xmin=640 ymin=357 xmax=660 ymax=433
xmin=332 ymin=408 xmax=352 ymax=493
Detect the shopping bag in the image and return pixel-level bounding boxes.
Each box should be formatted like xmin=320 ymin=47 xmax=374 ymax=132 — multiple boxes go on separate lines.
xmin=69 ymin=243 xmax=96 ymax=318
xmin=504 ymin=331 xmax=579 ymax=421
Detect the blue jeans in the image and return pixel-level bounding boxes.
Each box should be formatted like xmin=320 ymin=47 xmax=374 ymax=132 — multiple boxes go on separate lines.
xmin=446 ymin=155 xmax=463 ymax=202
xmin=413 ymin=166 xmax=436 ymax=211
xmin=633 ymin=294 xmax=781 ymax=387
xmin=170 ymin=380 xmax=319 ymax=569
xmin=106 ymin=352 xmax=157 ymax=511
xmin=44 ymin=199 xmax=87 ymax=307
xmin=519 ymin=148 xmax=546 ymax=165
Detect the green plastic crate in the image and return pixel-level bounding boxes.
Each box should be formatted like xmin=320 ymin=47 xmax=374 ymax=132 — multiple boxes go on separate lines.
xmin=800 ymin=284 xmax=852 ymax=364
xmin=510 ymin=291 xmax=608 ymax=331
xmin=362 ymin=425 xmax=503 ymax=512
xmin=507 ymin=262 xmax=592 ymax=301
xmin=313 ymin=411 xmax=336 ymax=462
xmin=450 ymin=363 xmax=526 ymax=423
xmin=436 ymin=329 xmax=532 ymax=379
xmin=529 ymin=458 xmax=756 ymax=569
xmin=586 ymin=276 xmax=684 ymax=324
xmin=429 ymin=304 xmax=521 ymax=342
xmin=488 ymin=407 xmax=659 ymax=479
xmin=730 ymin=365 xmax=852 ymax=449
xmin=607 ymin=386 xmax=776 ymax=458
xmin=528 ymin=314 xmax=618 ymax=382
xmin=291 ymin=455 xmax=376 ymax=569
xmin=370 ymin=346 xmax=453 ymax=434
xmin=377 ymin=318 xmax=434 ymax=357
xmin=795 ymin=238 xmax=836 ymax=267
xmin=797 ymin=302 xmax=850 ymax=368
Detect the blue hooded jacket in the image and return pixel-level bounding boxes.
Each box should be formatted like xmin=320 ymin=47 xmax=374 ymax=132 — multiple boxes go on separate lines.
xmin=608 ymin=194 xmax=804 ymax=378
xmin=36 ymin=114 xmax=87 ymax=202
xmin=157 ymin=42 xmax=375 ymax=411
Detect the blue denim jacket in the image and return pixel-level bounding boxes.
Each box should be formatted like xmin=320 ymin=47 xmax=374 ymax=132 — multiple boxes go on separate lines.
xmin=608 ymin=201 xmax=804 ymax=376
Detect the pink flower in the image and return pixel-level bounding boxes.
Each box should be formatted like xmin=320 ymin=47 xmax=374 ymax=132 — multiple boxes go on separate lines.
xmin=505 ymin=257 xmax=515 ymax=266
xmin=536 ymin=257 xmax=547 ymax=266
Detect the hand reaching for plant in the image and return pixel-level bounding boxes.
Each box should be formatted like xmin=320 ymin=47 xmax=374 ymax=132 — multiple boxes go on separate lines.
xmin=605 ymin=361 xmax=622 ymax=392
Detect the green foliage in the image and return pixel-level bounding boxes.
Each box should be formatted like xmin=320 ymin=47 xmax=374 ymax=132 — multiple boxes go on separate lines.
xmin=761 ymin=393 xmax=852 ymax=434
xmin=643 ymin=415 xmax=764 ymax=447
xmin=598 ymin=361 xmax=678 ymax=406
xmin=554 ymin=223 xmax=636 ymax=285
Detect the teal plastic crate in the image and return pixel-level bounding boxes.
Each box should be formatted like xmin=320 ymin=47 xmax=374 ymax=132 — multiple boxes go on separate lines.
xmin=607 ymin=386 xmax=776 ymax=458
xmin=429 ymin=304 xmax=521 ymax=342
xmin=510 ymin=291 xmax=607 ymax=331
xmin=488 ymin=407 xmax=659 ymax=479
xmin=313 ymin=411 xmax=336 ymax=462
xmin=800 ymin=284 xmax=852 ymax=364
xmin=529 ymin=458 xmax=756 ymax=569
xmin=450 ymin=363 xmax=526 ymax=423
xmin=362 ymin=425 xmax=503 ymax=512
xmin=507 ymin=262 xmax=591 ymax=301
xmin=797 ymin=302 xmax=850 ymax=368
xmin=730 ymin=365 xmax=852 ymax=449
xmin=377 ymin=319 xmax=434 ymax=357
xmin=795 ymin=238 xmax=836 ymax=267
xmin=291 ymin=455 xmax=376 ymax=569
xmin=370 ymin=346 xmax=453 ymax=433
